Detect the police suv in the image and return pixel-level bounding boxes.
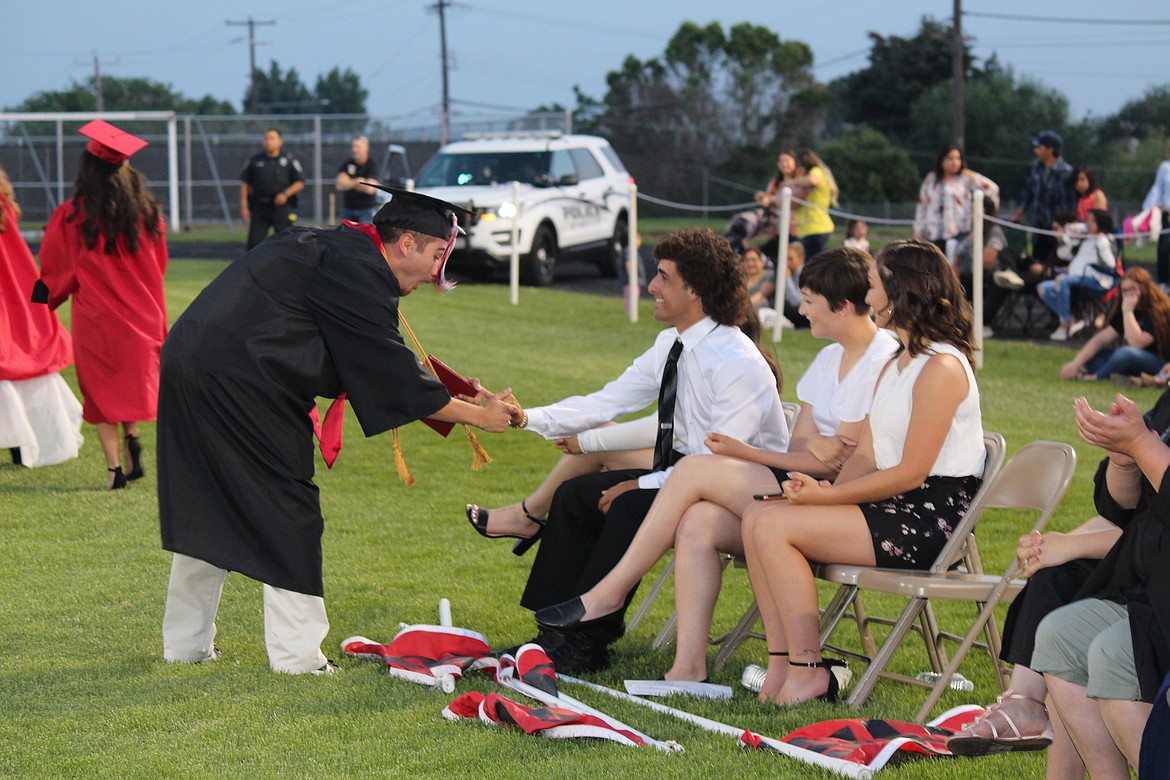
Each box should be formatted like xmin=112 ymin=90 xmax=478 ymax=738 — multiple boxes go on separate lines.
xmin=413 ymin=133 xmax=633 ymax=286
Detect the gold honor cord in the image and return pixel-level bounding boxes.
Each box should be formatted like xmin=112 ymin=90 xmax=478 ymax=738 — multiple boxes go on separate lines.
xmin=392 ymin=310 xmax=493 ymax=486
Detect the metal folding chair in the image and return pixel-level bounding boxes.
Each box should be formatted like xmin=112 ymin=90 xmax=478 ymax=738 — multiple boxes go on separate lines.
xmin=836 ymin=440 xmax=1076 ymax=721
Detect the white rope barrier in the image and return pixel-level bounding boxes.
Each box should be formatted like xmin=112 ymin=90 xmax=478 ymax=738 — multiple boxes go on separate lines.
xmin=637 ymin=188 xmax=1165 ymax=241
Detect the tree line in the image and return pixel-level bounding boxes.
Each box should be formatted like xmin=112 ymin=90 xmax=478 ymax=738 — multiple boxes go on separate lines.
xmin=7 ymin=17 xmax=1169 ymax=209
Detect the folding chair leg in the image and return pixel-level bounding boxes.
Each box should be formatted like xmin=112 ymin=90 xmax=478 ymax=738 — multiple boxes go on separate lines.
xmin=710 ymin=602 xmax=760 ymax=673
xmin=912 ymin=577 xmax=1024 ymax=725
xmin=847 ymin=597 xmax=929 ymax=708
xmin=651 ymin=612 xmax=677 ymax=650
xmin=626 ymin=556 xmax=674 ymax=634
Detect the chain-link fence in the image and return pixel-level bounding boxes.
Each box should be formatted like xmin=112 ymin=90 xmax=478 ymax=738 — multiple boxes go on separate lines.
xmin=0 ymin=110 xmax=573 ymax=228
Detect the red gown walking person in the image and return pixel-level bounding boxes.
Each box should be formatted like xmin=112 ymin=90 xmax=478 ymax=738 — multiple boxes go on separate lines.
xmin=33 ymin=120 xmax=168 ymax=489
xmin=0 ymin=165 xmax=82 ymax=467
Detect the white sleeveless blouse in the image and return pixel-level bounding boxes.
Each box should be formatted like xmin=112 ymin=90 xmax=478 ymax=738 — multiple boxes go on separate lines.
xmin=870 ymin=341 xmax=985 ymax=477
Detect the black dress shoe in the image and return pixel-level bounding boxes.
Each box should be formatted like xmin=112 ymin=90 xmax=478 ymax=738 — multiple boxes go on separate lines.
xmin=495 ymin=628 xmax=569 ymax=658
xmin=546 ymin=630 xmax=613 ymax=674
xmin=534 ymin=597 xmax=587 ymax=630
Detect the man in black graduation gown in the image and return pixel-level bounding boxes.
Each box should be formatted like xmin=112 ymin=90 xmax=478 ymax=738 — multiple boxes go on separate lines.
xmin=159 ymin=189 xmax=515 ymax=675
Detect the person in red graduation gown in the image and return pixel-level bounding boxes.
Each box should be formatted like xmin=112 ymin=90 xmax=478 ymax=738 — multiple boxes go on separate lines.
xmin=158 ymin=187 xmax=516 ymax=675
xmin=0 ymin=165 xmax=82 ymax=467
xmin=34 ymin=120 xmax=168 ymax=489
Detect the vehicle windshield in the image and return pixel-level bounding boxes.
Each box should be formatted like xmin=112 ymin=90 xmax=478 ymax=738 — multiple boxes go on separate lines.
xmin=416 ymin=151 xmax=551 ymax=187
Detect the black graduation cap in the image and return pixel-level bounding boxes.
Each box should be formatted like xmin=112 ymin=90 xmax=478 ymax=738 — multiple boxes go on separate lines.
xmin=369 ymin=186 xmax=472 ymax=240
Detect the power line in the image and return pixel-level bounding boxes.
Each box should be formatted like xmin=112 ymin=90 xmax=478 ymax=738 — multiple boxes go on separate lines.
xmin=226 ymin=17 xmax=276 ymax=114
xmin=965 ymin=10 xmax=1170 ymax=25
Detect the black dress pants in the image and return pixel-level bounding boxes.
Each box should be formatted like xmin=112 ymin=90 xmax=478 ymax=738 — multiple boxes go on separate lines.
xmin=520 ymin=469 xmax=658 ymax=634
xmin=246 ymin=203 xmax=296 ymax=250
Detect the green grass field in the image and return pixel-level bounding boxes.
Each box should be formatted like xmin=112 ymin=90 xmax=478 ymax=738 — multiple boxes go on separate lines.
xmin=1 ymin=256 xmax=1159 ymax=779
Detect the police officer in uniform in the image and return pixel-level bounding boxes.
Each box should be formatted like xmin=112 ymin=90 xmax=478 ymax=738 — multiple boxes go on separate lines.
xmin=240 ymin=128 xmax=305 ymax=250
xmin=335 ymin=136 xmax=380 ymax=224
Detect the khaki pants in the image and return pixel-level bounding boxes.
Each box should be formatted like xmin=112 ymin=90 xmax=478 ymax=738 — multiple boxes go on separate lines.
xmin=162 ymin=553 xmax=329 ymax=674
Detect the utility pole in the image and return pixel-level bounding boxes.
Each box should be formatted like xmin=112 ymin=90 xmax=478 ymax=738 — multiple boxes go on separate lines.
xmin=76 ymin=50 xmax=119 ymax=111
xmin=432 ymin=0 xmax=451 ymax=145
xmin=952 ymin=0 xmax=965 ymax=149
xmin=227 ymin=16 xmax=276 ymax=114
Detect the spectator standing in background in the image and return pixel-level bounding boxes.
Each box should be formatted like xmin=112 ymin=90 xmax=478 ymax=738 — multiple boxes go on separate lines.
xmin=789 ymin=148 xmax=839 ymax=261
xmin=756 ymin=150 xmax=802 ymax=262
xmin=1012 ymin=130 xmax=1076 ymax=269
xmin=1141 ymin=140 xmax=1170 ymax=286
xmin=1074 ymin=166 xmax=1108 ymax=223
xmin=335 ymin=136 xmax=380 ymax=224
xmin=912 ymin=145 xmax=1000 ymax=262
xmin=241 ymin=128 xmax=305 ymax=250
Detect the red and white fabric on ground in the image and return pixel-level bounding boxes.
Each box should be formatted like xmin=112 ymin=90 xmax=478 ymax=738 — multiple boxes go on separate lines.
xmin=443 ymin=691 xmax=651 ymax=747
xmin=341 ymin=625 xmax=498 ymax=691
xmin=740 ymin=705 xmax=984 ymax=773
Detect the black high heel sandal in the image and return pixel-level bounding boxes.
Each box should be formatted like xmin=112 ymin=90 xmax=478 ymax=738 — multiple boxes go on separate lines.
xmin=511 ymin=500 xmax=546 ymax=556
xmin=787 ymin=658 xmax=847 ymax=703
xmin=124 ymin=434 xmax=145 ymax=481
xmin=465 ymin=500 xmax=546 ymax=556
xmin=108 ymin=466 xmax=127 ymax=490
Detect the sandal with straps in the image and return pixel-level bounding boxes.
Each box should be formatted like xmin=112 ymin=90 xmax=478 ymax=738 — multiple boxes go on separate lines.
xmin=787 ymin=657 xmax=848 ymax=704
xmin=946 ymin=689 xmax=1054 ymax=756
xmin=464 ymin=500 xmax=546 ymax=556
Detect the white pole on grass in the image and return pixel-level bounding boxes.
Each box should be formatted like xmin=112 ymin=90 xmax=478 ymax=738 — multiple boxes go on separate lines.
xmin=973 ymin=190 xmax=985 ymax=369
xmin=510 ymin=180 xmax=521 ymax=306
xmin=559 ymin=675 xmax=872 ymax=779
xmin=628 ymin=182 xmax=640 ymax=323
xmin=771 ymin=187 xmax=792 ymax=342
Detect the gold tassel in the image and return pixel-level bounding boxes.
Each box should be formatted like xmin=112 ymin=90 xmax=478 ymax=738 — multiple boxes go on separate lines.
xmin=398 ymin=310 xmax=494 ymax=473
xmin=463 ymin=425 xmax=492 ymax=470
xmin=392 ymin=429 xmax=416 ymax=487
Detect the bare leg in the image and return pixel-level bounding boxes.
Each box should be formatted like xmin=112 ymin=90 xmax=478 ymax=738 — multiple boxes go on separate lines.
xmin=1046 ymin=697 xmax=1087 ymax=780
xmin=480 ymin=448 xmax=652 ymax=536
xmin=97 ymin=422 xmax=121 ymax=487
xmin=664 ymin=502 xmax=743 ymax=681
xmin=742 ymin=501 xmax=793 ymax=701
xmin=1045 ymin=674 xmax=1131 ymax=779
xmin=573 ymin=455 xmax=780 ymax=621
xmin=744 ymin=500 xmax=875 ymax=705
xmin=1098 ymin=698 xmax=1152 ymax=772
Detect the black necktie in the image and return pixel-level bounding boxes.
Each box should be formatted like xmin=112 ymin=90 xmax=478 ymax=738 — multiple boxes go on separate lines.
xmin=654 ymin=338 xmax=684 ymax=471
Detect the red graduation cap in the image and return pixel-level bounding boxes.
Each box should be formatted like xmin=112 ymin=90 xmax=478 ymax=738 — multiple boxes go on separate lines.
xmin=78 ymin=120 xmax=148 ymax=165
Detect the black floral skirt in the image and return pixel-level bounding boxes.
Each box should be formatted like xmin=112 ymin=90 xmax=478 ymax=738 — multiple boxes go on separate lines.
xmin=859 ymin=475 xmax=982 ymax=569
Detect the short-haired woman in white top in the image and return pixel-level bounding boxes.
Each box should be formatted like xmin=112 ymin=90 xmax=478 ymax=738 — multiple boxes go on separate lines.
xmin=741 ymin=239 xmax=985 ymax=706
xmin=533 ymin=248 xmax=899 ymax=679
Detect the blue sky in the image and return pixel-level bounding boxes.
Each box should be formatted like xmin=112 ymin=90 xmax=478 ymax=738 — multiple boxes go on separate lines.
xmin=3 ymin=0 xmax=1168 ymax=127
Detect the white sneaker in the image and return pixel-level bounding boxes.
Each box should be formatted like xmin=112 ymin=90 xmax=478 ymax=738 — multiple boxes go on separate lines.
xmin=994 ymin=269 xmax=1026 ymax=290
xmin=1068 ymin=319 xmax=1087 ymax=337
xmin=1049 ymin=325 xmax=1070 ymax=342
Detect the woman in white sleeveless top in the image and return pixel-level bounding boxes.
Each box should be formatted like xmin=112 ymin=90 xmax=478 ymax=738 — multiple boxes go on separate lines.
xmin=742 ymin=239 xmax=985 ymax=706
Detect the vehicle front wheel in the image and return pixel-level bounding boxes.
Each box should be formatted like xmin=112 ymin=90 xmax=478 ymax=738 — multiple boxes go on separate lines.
xmin=523 ymin=225 xmax=558 ymax=286
xmin=598 ymin=215 xmax=627 ymax=278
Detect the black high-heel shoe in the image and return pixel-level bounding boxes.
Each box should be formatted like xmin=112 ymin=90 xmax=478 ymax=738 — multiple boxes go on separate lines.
xmin=124 ymin=435 xmax=145 ymax=481
xmin=511 ymin=500 xmax=546 ymax=556
xmin=466 ymin=501 xmax=546 ymax=556
xmin=787 ymin=658 xmax=846 ymax=703
xmin=108 ymin=466 xmax=127 ymax=490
